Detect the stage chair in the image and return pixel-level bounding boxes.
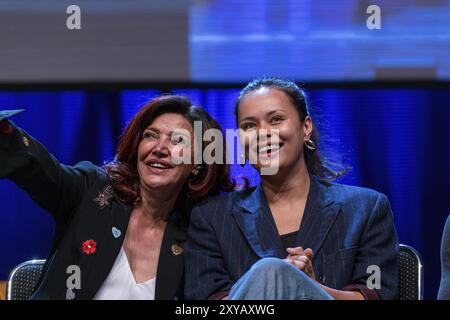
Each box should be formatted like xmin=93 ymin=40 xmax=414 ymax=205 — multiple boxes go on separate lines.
xmin=399 ymin=244 xmax=423 ymax=300
xmin=7 ymin=259 xmax=45 ymax=300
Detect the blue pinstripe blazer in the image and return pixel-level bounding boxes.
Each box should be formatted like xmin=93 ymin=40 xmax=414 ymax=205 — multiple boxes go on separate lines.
xmin=185 ymin=177 xmax=399 ymax=300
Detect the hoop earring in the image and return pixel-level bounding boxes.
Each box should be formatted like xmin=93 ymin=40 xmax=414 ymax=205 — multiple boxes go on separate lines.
xmin=240 ymin=152 xmax=246 ymax=167
xmin=304 ymin=139 xmax=317 ymax=151
xmin=192 ymin=167 xmax=201 ymax=176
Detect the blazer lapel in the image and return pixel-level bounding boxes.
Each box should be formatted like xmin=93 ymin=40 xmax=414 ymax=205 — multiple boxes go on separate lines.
xmin=77 ymin=193 xmax=186 ymax=300
xmin=155 ymin=209 xmax=186 ymax=300
xmin=232 ymin=178 xmax=342 ymax=261
xmin=77 ymin=193 xmax=132 ymax=300
xmin=232 ymin=185 xmax=285 ymax=259
xmin=295 ymin=177 xmax=341 ymax=256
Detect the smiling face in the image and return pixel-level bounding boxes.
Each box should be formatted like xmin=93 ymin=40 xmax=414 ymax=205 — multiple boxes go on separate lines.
xmin=237 ymin=87 xmax=312 ymax=175
xmin=137 ymin=112 xmax=196 ymax=194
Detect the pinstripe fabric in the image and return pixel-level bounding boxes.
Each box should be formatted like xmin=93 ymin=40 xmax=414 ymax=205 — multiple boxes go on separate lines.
xmin=185 ymin=177 xmax=399 ymax=300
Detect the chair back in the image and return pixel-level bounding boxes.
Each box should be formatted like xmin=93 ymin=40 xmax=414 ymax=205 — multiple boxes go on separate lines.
xmin=399 ymin=244 xmax=423 ymax=300
xmin=7 ymin=259 xmax=45 ymax=300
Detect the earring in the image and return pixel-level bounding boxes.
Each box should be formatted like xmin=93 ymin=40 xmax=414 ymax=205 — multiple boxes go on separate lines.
xmin=240 ymin=152 xmax=246 ymax=167
xmin=304 ymin=138 xmax=316 ymax=151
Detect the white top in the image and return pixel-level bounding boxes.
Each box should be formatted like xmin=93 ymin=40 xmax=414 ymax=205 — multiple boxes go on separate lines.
xmin=94 ymin=246 xmax=156 ymax=300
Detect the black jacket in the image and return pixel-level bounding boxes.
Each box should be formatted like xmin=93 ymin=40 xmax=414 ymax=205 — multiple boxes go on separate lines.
xmin=0 ymin=122 xmax=186 ymax=300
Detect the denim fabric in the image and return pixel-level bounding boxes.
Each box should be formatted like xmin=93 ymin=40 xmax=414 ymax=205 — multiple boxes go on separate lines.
xmin=229 ymin=258 xmax=333 ymax=300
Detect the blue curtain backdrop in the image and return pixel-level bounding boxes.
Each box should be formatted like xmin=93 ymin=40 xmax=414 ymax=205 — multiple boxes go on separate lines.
xmin=1 ymin=87 xmax=449 ymax=299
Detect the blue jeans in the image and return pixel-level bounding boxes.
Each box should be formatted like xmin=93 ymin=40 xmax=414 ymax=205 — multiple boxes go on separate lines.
xmin=229 ymin=257 xmax=333 ymax=300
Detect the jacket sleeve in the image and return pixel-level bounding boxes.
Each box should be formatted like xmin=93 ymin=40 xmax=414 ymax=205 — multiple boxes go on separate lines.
xmin=0 ymin=120 xmax=98 ymax=227
xmin=184 ymin=204 xmax=234 ymax=300
xmin=345 ymin=193 xmax=399 ymax=300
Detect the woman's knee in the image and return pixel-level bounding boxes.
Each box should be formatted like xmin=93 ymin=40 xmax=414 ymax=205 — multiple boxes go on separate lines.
xmin=249 ymin=257 xmax=302 ymax=278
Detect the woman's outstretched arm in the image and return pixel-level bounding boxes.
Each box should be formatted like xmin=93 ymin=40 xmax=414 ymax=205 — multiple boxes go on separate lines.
xmin=0 ymin=119 xmax=96 ymax=227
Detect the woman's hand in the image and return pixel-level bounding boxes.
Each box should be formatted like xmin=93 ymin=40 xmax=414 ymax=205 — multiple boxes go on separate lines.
xmin=285 ymin=246 xmax=365 ymax=300
xmin=285 ymin=246 xmax=316 ymax=281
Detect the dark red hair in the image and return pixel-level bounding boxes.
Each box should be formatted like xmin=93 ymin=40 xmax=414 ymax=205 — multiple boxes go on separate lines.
xmin=104 ymin=95 xmax=235 ymax=212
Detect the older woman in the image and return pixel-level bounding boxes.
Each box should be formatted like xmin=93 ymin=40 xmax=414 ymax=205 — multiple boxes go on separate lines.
xmin=0 ymin=95 xmax=234 ymax=300
xmin=185 ymin=78 xmax=399 ymax=300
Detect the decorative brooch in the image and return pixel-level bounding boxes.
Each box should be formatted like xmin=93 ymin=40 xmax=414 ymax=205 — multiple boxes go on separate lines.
xmin=93 ymin=185 xmax=114 ymax=209
xmin=171 ymin=244 xmax=183 ymax=256
xmin=81 ymin=239 xmax=97 ymax=255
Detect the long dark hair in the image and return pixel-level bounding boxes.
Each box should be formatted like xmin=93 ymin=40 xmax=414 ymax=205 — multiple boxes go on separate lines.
xmin=105 ymin=95 xmax=236 ymax=213
xmin=235 ymin=77 xmax=348 ymax=181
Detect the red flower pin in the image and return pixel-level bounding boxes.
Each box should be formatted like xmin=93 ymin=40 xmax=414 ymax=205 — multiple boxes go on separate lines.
xmin=81 ymin=239 xmax=97 ymax=255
